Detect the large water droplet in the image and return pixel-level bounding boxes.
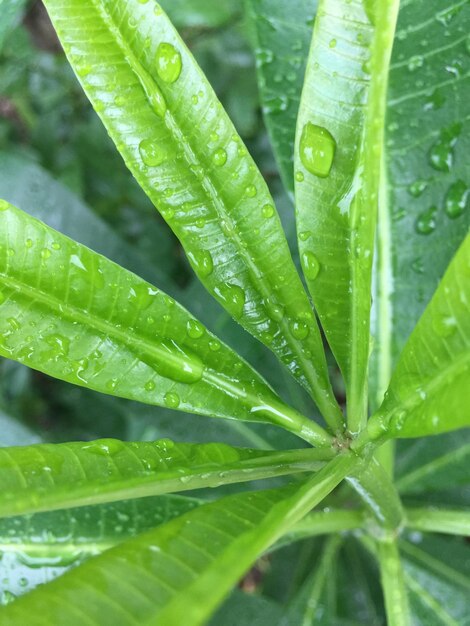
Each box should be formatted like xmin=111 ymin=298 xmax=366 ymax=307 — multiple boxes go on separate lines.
xmin=289 ymin=319 xmax=310 ymax=340
xmin=262 ymin=204 xmax=274 ymax=218
xmin=214 ymin=283 xmax=245 ymax=319
xmin=302 ymin=251 xmax=321 ymax=280
xmin=129 ymin=283 xmax=158 ymax=310
xmin=408 ymin=179 xmax=428 ymax=197
xmin=164 ymin=391 xmax=180 ymax=408
xmin=154 ymin=340 xmax=204 ymax=384
xmin=299 ymin=122 xmax=336 ymax=178
xmin=264 ymin=297 xmax=284 ymax=322
xmin=187 ymin=319 xmax=205 ymax=339
xmin=212 ymin=148 xmax=227 ymax=167
xmin=444 ymin=180 xmax=468 ymax=219
xmin=82 ymin=438 xmax=125 ymax=456
xmin=415 ymin=207 xmax=437 ymax=235
xmin=428 ymin=124 xmax=461 ymax=172
xmin=155 ymin=42 xmax=182 ymax=83
xmin=139 ymin=139 xmax=166 ymax=167
xmin=187 ymin=249 xmax=213 ymax=278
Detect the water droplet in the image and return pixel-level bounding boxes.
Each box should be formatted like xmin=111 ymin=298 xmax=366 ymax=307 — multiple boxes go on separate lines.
xmin=263 ymin=95 xmax=289 ymax=114
xmin=255 ymin=48 xmax=274 ymax=67
xmin=83 ymin=438 xmax=125 ymax=456
xmin=106 ymin=378 xmax=118 ymax=391
xmin=155 ymin=42 xmax=182 ymax=83
xmin=187 ymin=249 xmax=213 ymax=278
xmin=164 ymin=391 xmax=180 ymax=408
xmin=139 ymin=138 xmax=166 ymax=167
xmin=302 ymin=251 xmax=321 ymax=280
xmin=154 ymin=340 xmax=204 ymax=384
xmin=145 ymin=380 xmax=156 ymax=392
xmin=408 ymin=55 xmax=424 ymax=71
xmin=1 ymin=591 xmax=17 ymax=605
xmin=214 ymin=283 xmax=245 ymax=318
xmin=209 ymin=339 xmax=221 ymax=351
xmin=25 ymin=238 xmax=33 ymax=248
xmin=299 ymin=122 xmax=336 ymax=178
xmin=428 ymin=123 xmax=461 ymax=172
xmin=187 ymin=319 xmax=205 ymax=339
xmin=432 ymin=313 xmax=457 ymax=337
xmin=295 ymin=171 xmax=305 ymax=182
xmin=212 ymin=148 xmax=227 ymax=167
xmin=41 ymin=248 xmax=51 ymax=260
xmin=129 ymin=283 xmax=158 ymax=310
xmin=329 ymin=38 xmax=337 ymax=48
xmin=424 ymin=88 xmax=445 ymax=111
xmin=262 ymin=204 xmax=274 ymax=218
xmin=289 ymin=319 xmax=310 ymax=340
xmin=299 ymin=231 xmax=311 ymax=241
xmin=408 ymin=179 xmax=428 ymax=197
xmin=264 ymin=297 xmax=284 ymax=322
xmin=415 ymin=207 xmax=437 ymax=235
xmin=245 ymin=185 xmax=257 ymax=198
xmin=444 ymin=180 xmax=468 ymax=219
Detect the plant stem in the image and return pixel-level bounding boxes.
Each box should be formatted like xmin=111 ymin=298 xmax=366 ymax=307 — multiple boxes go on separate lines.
xmin=377 ymin=539 xmax=411 ymax=626
xmin=273 ymin=509 xmax=364 ymax=551
xmin=347 ymin=456 xmax=404 ymax=532
xmin=405 ymin=507 xmax=470 ymax=536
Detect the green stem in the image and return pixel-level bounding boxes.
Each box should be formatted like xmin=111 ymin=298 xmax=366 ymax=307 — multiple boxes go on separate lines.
xmin=377 ymin=539 xmax=411 ymax=626
xmin=347 ymin=456 xmax=404 ymax=532
xmin=405 ymin=507 xmax=470 ymax=536
xmin=274 ymin=509 xmax=364 ymax=551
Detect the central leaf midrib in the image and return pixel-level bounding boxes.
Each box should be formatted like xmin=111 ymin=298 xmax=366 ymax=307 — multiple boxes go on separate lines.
xmin=88 ymin=0 xmax=328 ymax=404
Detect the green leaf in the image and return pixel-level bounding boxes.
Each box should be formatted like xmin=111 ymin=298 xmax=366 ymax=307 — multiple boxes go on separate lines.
xmin=370 ymin=0 xmax=470 ymax=413
xmin=245 ymin=0 xmax=315 ymax=194
xmin=400 ymin=536 xmax=470 ymax=626
xmin=279 ymin=536 xmax=342 ymax=625
xmin=0 ymin=152 xmax=174 ymax=292
xmin=41 ymin=0 xmax=343 ymax=429
xmin=0 ymin=0 xmax=28 ymax=52
xmin=396 ymin=431 xmax=470 ymax=495
xmin=367 ymin=233 xmax=470 ymax=440
xmin=0 ymin=495 xmax=201 ymax=602
xmin=0 ymin=454 xmax=359 ymax=625
xmin=405 ymin=507 xmax=470 ymax=537
xmin=295 ymin=0 xmax=399 ymax=432
xmin=210 ymin=591 xmax=283 ymax=626
xmin=0 ymin=437 xmax=333 ymax=517
xmin=0 ymin=201 xmax=330 ymax=445
xmin=160 ymin=0 xmax=239 ymax=30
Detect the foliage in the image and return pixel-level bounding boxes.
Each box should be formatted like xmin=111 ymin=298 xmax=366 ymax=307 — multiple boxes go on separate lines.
xmin=0 ymin=0 xmax=468 ymax=623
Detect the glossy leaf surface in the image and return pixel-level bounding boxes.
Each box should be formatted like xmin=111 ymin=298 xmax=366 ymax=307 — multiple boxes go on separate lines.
xmin=368 ymin=234 xmax=470 ymax=439
xmin=370 ymin=0 xmax=470 ymax=411
xmin=0 ymin=438 xmax=333 ymax=517
xmin=245 ymin=0 xmax=315 ymax=194
xmin=0 ymin=495 xmax=201 ymax=602
xmin=0 ymin=454 xmax=358 ymax=625
xmin=41 ymin=0 xmax=343 ymax=428
xmin=0 ymin=201 xmax=330 ymax=444
xmin=295 ymin=0 xmax=399 ymax=431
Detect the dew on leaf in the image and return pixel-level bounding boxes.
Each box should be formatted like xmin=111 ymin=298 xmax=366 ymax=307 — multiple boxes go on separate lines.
xmin=299 ymin=122 xmax=336 ymax=178
xmin=329 ymin=38 xmax=337 ymax=48
xmin=212 ymin=148 xmax=227 ymax=167
xmin=415 ymin=207 xmax=437 ymax=235
xmin=264 ymin=297 xmax=284 ymax=322
xmin=187 ymin=249 xmax=213 ymax=278
xmin=289 ymin=319 xmax=310 ymax=340
xmin=428 ymin=123 xmax=461 ymax=172
xmin=444 ymin=180 xmax=468 ymax=219
xmin=407 ymin=55 xmax=424 ymax=71
xmin=129 ymin=283 xmax=157 ymax=310
xmin=214 ymin=282 xmax=245 ymax=319
xmin=295 ymin=171 xmax=305 ymax=182
xmin=155 ymin=340 xmax=204 ymax=384
xmin=262 ymin=204 xmax=274 ymax=218
xmin=302 ymin=251 xmax=321 ymax=280
xmin=209 ymin=339 xmax=221 ymax=352
xmin=164 ymin=391 xmax=180 ymax=408
xmin=139 ymin=139 xmax=166 ymax=167
xmin=155 ymin=42 xmax=182 ymax=83
xmin=408 ymin=179 xmax=428 ymax=197
xmin=186 ymin=319 xmax=205 ymax=339
xmin=432 ymin=313 xmax=457 ymax=337
xmin=83 ymin=438 xmax=125 ymax=456
xmin=245 ymin=185 xmax=257 ymax=198
xmin=145 ymin=380 xmax=156 ymax=392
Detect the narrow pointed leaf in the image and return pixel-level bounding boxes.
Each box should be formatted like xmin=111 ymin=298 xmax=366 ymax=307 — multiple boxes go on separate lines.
xmin=280 ymin=535 xmax=342 ymax=625
xmin=0 ymin=495 xmax=201 ymax=601
xmin=245 ymin=0 xmax=315 ymax=194
xmin=405 ymin=508 xmax=470 ymax=537
xmin=370 ymin=0 xmax=470 ymax=413
xmin=368 ymin=234 xmax=470 ymax=440
xmin=0 ymin=201 xmax=330 ymax=445
xmin=295 ymin=0 xmax=399 ymax=431
xmin=41 ymin=0 xmax=343 ymax=429
xmin=0 ymin=454 xmax=359 ymax=626
xmin=0 ymin=437 xmax=333 ymax=517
